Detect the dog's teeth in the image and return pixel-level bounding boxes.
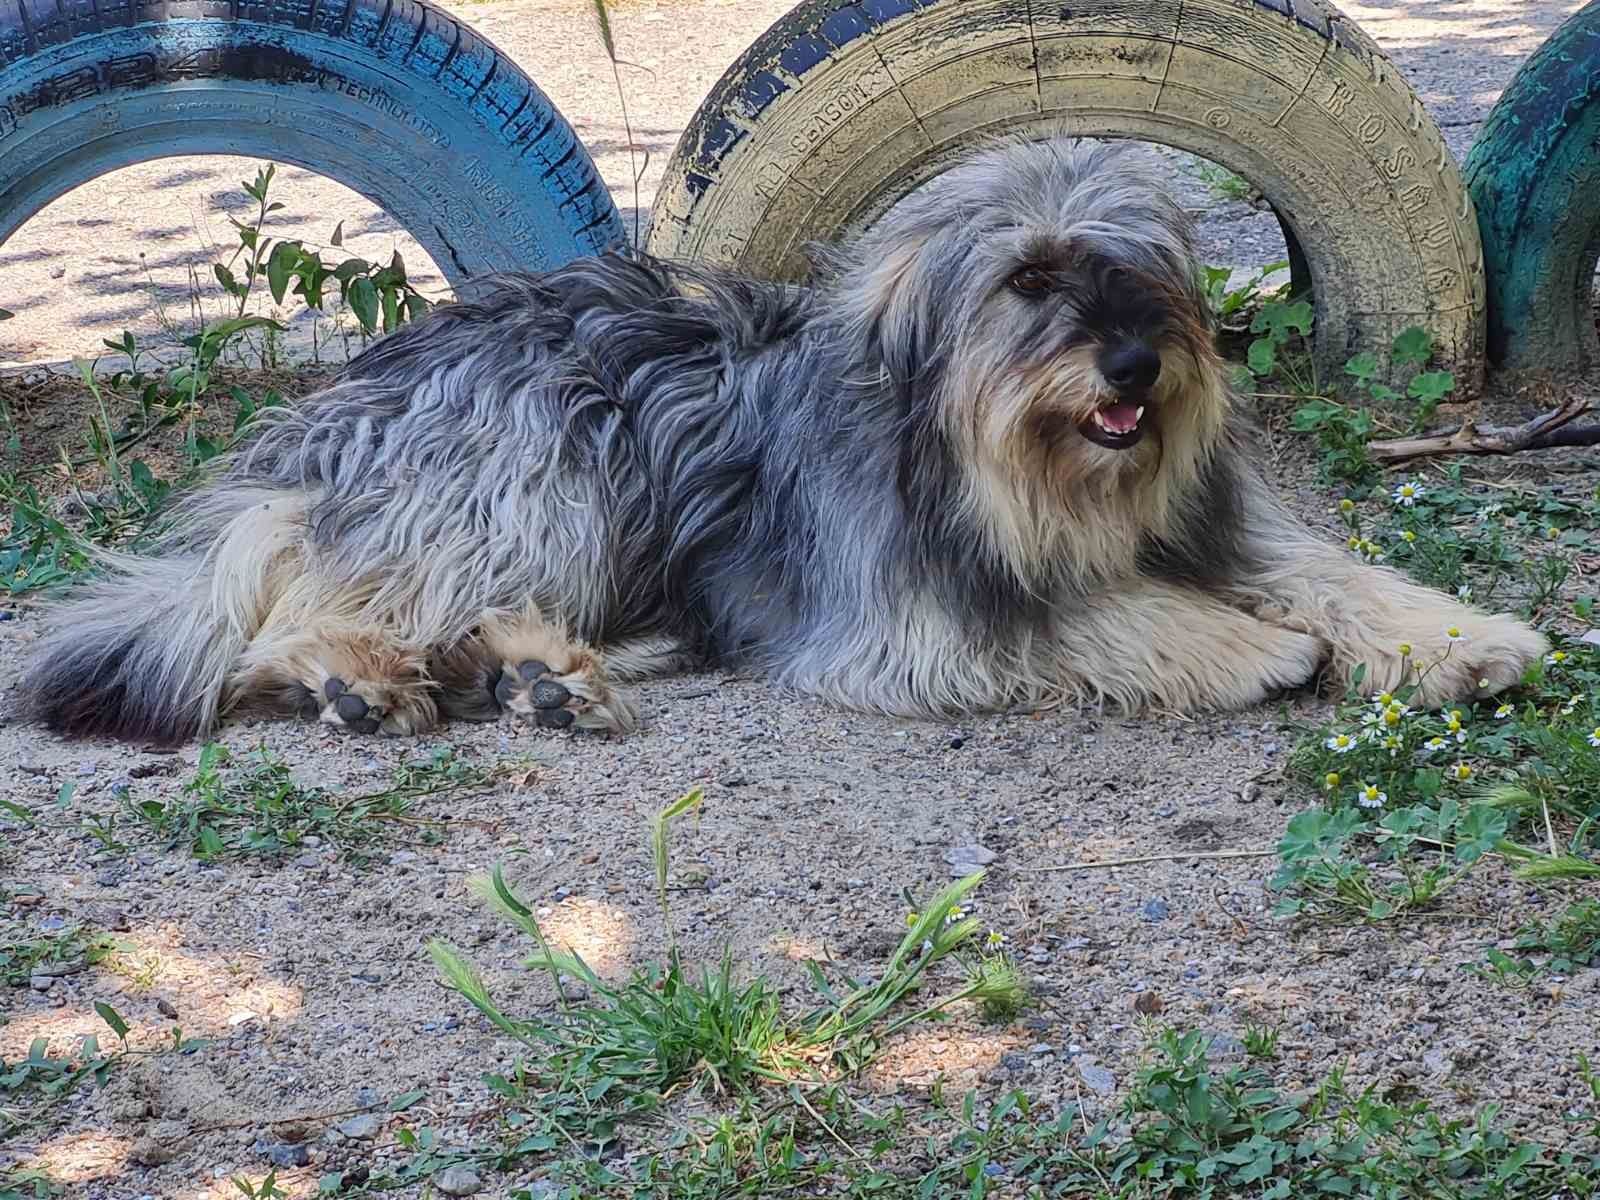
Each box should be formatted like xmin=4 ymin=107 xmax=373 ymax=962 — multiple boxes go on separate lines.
xmin=1135 ymin=406 xmax=1145 ymax=421
xmin=1092 ymin=412 xmax=1111 ymax=431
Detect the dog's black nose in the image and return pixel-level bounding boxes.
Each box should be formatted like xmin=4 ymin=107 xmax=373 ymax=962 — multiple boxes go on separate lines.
xmin=1099 ymin=342 xmax=1162 ymax=393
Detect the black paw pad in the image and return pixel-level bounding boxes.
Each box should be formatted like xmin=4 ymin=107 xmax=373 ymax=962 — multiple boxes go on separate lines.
xmin=324 ymin=677 xmax=348 ymax=700
xmin=530 ymin=679 xmax=571 ymax=710
xmin=518 ymin=659 xmax=550 ymax=681
xmin=494 ymin=672 xmax=521 ymax=708
xmin=335 ymin=693 xmax=369 ymax=723
xmin=536 ymin=707 xmax=575 ymax=729
xmin=289 ymin=683 xmax=320 ymax=721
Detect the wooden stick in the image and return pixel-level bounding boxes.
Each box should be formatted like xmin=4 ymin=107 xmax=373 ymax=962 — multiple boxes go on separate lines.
xmin=1019 ymin=848 xmax=1275 ymax=873
xmin=1368 ymin=394 xmax=1596 ymax=463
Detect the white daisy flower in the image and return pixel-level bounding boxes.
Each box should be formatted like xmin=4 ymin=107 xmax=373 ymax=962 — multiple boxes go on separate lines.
xmin=1326 ymin=732 xmax=1358 ymax=753
xmin=1357 ymin=784 xmax=1387 ymax=809
xmin=1495 ymin=704 xmax=1514 ymax=720
xmin=1392 ymin=481 xmax=1424 ymax=507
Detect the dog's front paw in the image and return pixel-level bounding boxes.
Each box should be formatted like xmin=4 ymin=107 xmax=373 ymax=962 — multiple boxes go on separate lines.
xmin=492 ymin=658 xmax=637 ymax=734
xmin=1344 ymin=612 xmax=1546 ymax=708
xmin=1405 ymin=613 xmax=1547 ymax=708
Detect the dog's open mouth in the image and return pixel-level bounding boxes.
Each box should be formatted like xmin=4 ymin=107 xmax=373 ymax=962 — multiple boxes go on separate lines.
xmin=1078 ymin=399 xmax=1148 ymax=450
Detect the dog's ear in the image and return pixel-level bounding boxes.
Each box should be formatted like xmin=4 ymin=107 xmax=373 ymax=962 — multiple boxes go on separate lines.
xmin=835 ymin=232 xmax=948 ymax=398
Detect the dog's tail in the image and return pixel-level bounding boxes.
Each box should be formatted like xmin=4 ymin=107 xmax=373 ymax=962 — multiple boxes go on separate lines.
xmin=18 ymin=486 xmax=309 ymax=744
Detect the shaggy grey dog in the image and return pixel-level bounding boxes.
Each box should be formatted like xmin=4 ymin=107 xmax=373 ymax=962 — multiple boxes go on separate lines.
xmin=20 ymin=138 xmax=1545 ymax=743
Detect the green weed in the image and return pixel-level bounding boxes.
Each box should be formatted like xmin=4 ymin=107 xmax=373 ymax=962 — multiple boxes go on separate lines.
xmin=1 ymin=165 xmax=436 ymax=596
xmin=0 ymin=924 xmax=116 ymax=989
xmin=128 ymin=743 xmax=489 ymax=862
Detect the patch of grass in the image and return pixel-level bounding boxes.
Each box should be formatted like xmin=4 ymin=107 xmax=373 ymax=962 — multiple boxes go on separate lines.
xmin=1335 ymin=467 xmax=1592 ymax=615
xmin=128 ymin=743 xmax=490 ymax=863
xmin=1473 ymin=899 xmax=1600 ymax=988
xmin=1245 ymin=312 xmax=1465 ymax=488
xmin=1276 ymin=631 xmax=1599 ymax=923
xmin=431 ymin=861 xmax=1023 ymax=1113
xmin=0 ymin=1004 xmax=136 ymax=1141
xmin=1202 ymin=258 xmax=1289 ymax=331
xmin=404 ymin=794 xmax=1600 ymax=1198
xmin=347 ymin=1025 xmax=1600 ymax=1198
xmin=0 ymin=923 xmax=117 ymax=989
xmin=1242 ymin=1023 xmax=1281 ymax=1062
xmin=1193 ymin=161 xmax=1254 ymax=203
xmin=1 ymin=165 xmax=436 ymax=597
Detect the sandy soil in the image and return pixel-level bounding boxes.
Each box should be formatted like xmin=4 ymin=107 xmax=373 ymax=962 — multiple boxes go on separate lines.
xmin=3 ymin=3 xmax=1600 ymax=1199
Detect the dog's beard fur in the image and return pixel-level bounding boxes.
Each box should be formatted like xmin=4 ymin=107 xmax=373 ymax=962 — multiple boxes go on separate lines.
xmin=17 ymin=137 xmax=1547 ymax=744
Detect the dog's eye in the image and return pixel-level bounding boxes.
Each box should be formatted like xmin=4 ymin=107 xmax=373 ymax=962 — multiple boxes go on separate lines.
xmin=1008 ymin=266 xmax=1053 ymax=296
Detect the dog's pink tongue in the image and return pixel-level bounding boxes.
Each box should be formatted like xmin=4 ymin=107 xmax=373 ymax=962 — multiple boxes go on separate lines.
xmin=1099 ymin=402 xmax=1141 ymax=434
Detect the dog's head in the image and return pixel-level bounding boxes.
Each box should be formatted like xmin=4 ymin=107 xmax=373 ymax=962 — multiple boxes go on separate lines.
xmin=829 ymin=137 xmax=1230 ymax=498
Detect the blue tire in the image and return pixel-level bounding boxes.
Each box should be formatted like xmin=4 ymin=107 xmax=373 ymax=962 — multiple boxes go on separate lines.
xmin=0 ymin=0 xmax=624 ymax=286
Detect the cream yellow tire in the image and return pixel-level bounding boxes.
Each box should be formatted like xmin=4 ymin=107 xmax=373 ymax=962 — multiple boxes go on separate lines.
xmin=646 ymin=0 xmax=1486 ymax=388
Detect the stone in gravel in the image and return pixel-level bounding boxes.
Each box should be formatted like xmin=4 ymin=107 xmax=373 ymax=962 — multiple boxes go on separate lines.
xmin=943 ymin=844 xmax=996 ymax=877
xmin=336 ymin=1114 xmax=382 ymax=1140
xmin=1140 ymin=898 xmax=1171 ymax=922
xmin=29 ymin=975 xmax=54 ymax=991
xmin=1580 ymin=629 xmax=1600 ymax=647
xmin=263 ymin=1142 xmax=311 ymax=1168
xmin=15 ymin=760 xmax=46 ymax=774
xmin=434 ymin=1165 xmax=483 ymax=1195
xmin=157 ymin=998 xmax=178 ymax=1019
xmin=1134 ymin=990 xmax=1164 ymax=1016
xmin=1078 ymin=1064 xmax=1115 ymax=1095
xmin=1206 ymin=1034 xmax=1245 ymax=1060
xmin=130 ymin=1122 xmax=188 ymax=1166
xmin=129 ymin=1137 xmax=179 ymax=1166
xmin=999 ymin=1052 xmax=1031 ymax=1074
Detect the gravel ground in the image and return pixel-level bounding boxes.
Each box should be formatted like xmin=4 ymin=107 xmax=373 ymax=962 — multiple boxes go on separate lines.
xmin=4 ymin=3 xmax=1600 ymax=1198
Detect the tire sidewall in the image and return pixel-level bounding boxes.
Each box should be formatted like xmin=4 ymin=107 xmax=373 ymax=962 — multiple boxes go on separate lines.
xmin=0 ymin=19 xmax=619 ymax=283
xmin=646 ymin=0 xmax=1484 ymax=385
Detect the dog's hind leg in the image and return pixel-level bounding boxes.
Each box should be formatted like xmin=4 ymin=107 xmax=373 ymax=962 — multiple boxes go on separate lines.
xmin=431 ymin=604 xmax=639 ymax=734
xmin=227 ymin=622 xmax=440 ymax=736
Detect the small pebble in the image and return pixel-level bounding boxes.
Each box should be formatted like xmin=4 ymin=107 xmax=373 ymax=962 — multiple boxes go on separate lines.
xmin=336 ymin=1114 xmax=382 ymax=1140
xmin=157 ymin=998 xmax=179 ymax=1019
xmin=1078 ymin=1064 xmax=1115 ymax=1094
xmin=263 ymin=1143 xmax=310 ymax=1168
xmin=434 ymin=1164 xmax=483 ymax=1196
xmin=1207 ymin=1034 xmax=1246 ymax=1060
xmin=1140 ymin=898 xmax=1171 ymax=922
xmin=943 ymin=844 xmax=997 ymax=868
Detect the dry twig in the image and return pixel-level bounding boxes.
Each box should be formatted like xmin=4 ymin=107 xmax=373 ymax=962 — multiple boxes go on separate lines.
xmin=1368 ymin=393 xmax=1597 ymax=463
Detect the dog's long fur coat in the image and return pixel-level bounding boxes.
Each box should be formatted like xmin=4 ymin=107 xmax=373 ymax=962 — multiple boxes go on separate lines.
xmin=20 ymin=139 xmax=1546 ymax=742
